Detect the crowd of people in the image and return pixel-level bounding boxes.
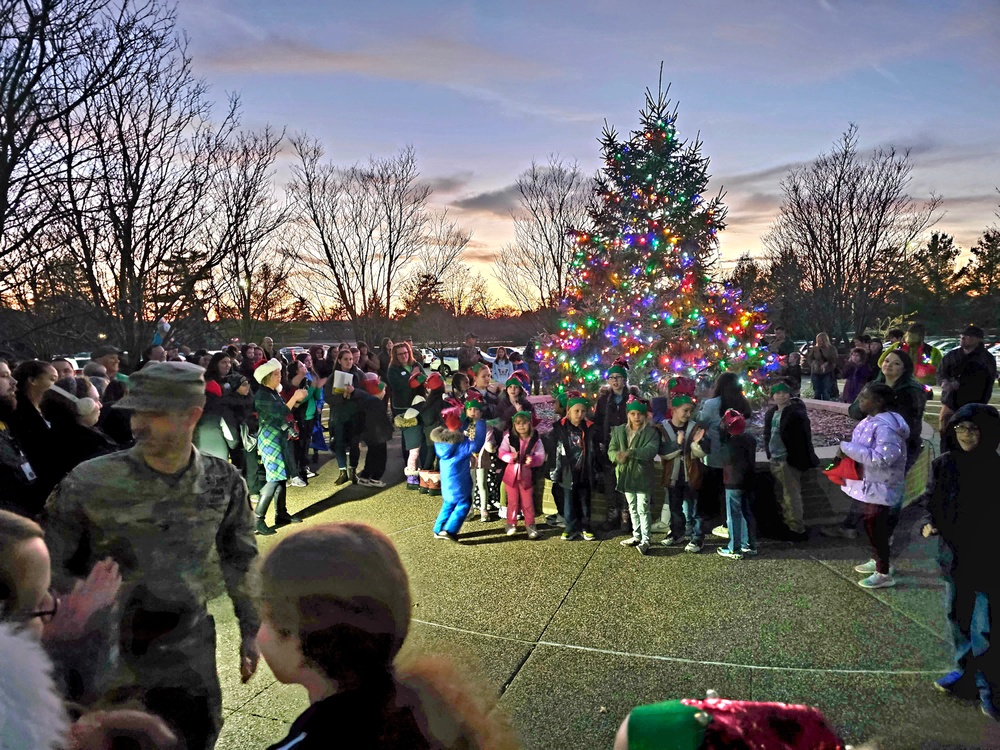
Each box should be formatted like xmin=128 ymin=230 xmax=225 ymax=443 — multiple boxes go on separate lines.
xmin=0 ymin=320 xmax=996 ymax=749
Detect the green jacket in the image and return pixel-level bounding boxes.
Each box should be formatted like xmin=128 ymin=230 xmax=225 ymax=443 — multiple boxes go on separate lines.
xmin=607 ymin=423 xmax=661 ymax=494
xmin=878 ymin=341 xmax=943 ymax=386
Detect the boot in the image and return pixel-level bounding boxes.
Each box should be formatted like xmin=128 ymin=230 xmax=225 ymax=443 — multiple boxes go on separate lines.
xmin=426 ymin=471 xmax=441 ymax=497
xmin=406 ymin=474 xmax=421 ymax=491
xmin=418 ymin=470 xmax=430 ymax=494
xmin=334 ymin=469 xmax=350 ymax=486
xmin=348 ymin=467 xmax=357 ymax=484
xmin=255 ymin=516 xmax=276 ymax=536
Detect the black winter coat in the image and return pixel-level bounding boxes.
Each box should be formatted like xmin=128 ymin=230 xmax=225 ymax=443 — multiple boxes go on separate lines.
xmin=594 ymin=386 xmax=640 ymax=450
xmin=763 ymin=399 xmax=820 ymax=471
xmin=939 ymin=343 xmax=997 ymax=410
xmin=720 ymin=432 xmax=757 ymax=490
xmin=918 ymin=404 xmax=1000 ymax=590
xmin=548 ymin=417 xmax=596 ymax=489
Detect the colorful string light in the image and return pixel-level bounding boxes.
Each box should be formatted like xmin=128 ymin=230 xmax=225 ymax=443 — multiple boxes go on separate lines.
xmin=539 ymin=90 xmax=777 ymax=397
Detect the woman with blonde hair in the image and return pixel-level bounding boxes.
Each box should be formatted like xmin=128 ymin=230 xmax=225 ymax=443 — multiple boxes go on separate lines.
xmin=257 ymin=522 xmax=518 ymax=749
xmin=807 ymin=332 xmax=839 ymax=401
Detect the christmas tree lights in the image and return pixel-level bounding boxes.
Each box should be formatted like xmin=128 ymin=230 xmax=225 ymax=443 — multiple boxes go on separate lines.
xmin=539 ymin=82 xmax=775 ymax=397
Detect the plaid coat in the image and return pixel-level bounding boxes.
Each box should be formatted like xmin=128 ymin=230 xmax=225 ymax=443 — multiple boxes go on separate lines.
xmin=255 ymin=387 xmax=294 ymax=482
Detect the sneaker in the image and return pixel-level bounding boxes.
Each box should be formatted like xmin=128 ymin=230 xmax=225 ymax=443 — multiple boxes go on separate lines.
xmin=499 ymin=505 xmax=507 ymax=518
xmin=711 ymin=525 xmax=729 ymax=539
xmin=275 ymin=514 xmax=303 ymax=525
xmin=650 ymin=520 xmax=671 ymax=533
xmin=289 ymin=477 xmax=308 ymax=488
xmin=434 ymin=531 xmax=451 ymax=541
xmin=660 ymin=535 xmax=682 ymax=547
xmin=934 ymin=671 xmax=977 ymax=699
xmin=620 ymin=537 xmax=641 ymax=547
xmin=480 ymin=511 xmax=490 ymax=522
xmin=684 ymin=541 xmax=703 ymax=553
xmin=554 ymin=515 xmax=566 ymax=528
xmin=560 ymin=532 xmax=579 ymax=541
xmin=581 ymin=530 xmax=597 ymax=541
xmin=717 ymin=547 xmax=743 ymax=560
xmin=527 ymin=525 xmax=539 ymax=540
xmin=740 ymin=546 xmax=759 ymax=557
xmin=854 ymin=559 xmax=896 ymax=575
xmin=858 ymin=572 xmax=896 ymax=589
xmin=637 ymin=542 xmax=650 ymax=555
xmin=305 ymin=468 xmax=318 ymax=478
xmin=506 ymin=525 xmax=517 ymax=536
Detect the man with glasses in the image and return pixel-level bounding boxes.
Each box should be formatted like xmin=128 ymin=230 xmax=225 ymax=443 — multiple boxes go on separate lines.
xmin=43 ymin=361 xmax=261 ymax=750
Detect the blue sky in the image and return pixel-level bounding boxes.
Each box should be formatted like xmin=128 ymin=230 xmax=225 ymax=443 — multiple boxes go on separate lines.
xmin=176 ymin=0 xmax=1000 ymax=297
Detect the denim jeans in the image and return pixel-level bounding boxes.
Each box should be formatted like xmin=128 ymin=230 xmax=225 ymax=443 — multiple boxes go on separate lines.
xmin=811 ymin=372 xmax=834 ymax=401
xmin=330 ymin=420 xmax=360 ymax=470
xmin=723 ymin=489 xmax=756 ymax=552
xmin=667 ymin=484 xmax=700 ymax=541
xmin=564 ymin=482 xmax=592 ymax=535
xmin=944 ymin=575 xmax=995 ymax=701
xmin=624 ymin=492 xmax=651 ymax=544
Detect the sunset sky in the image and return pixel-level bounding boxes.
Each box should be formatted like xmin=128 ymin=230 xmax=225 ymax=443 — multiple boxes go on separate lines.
xmin=175 ymin=0 xmax=1000 ymax=302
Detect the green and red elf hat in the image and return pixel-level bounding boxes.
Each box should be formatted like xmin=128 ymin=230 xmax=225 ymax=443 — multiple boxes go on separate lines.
xmin=667 ymin=375 xmax=697 ymax=398
xmin=410 ymin=371 xmax=444 ymax=391
xmin=505 ymin=377 xmax=525 ymax=389
xmin=464 ymin=398 xmax=483 ymax=411
xmin=671 ymin=394 xmax=694 ymax=408
xmin=770 ymin=381 xmax=791 ymax=394
xmin=468 ymin=362 xmax=490 ymax=377
xmin=625 ymin=397 xmax=649 ymax=414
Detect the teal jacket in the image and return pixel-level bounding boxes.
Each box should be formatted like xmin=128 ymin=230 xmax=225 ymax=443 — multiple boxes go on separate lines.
xmin=607 ymin=423 xmax=661 ymax=494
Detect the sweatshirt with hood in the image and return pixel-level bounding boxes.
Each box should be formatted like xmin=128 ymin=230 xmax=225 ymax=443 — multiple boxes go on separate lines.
xmin=917 ymin=403 xmax=1000 ymax=590
xmin=839 ymin=411 xmax=910 ymax=506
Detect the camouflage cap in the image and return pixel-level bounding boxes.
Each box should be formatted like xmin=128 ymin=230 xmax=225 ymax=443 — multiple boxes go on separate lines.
xmin=114 ymin=361 xmax=206 ymax=412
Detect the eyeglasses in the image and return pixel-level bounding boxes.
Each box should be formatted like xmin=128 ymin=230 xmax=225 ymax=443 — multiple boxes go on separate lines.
xmin=954 ymin=424 xmax=980 ymax=435
xmin=25 ymin=588 xmax=59 ymax=623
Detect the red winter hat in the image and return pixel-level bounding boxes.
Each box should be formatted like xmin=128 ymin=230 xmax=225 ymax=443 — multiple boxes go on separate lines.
xmin=443 ymin=406 xmax=463 ymax=432
xmin=823 ymin=456 xmax=863 ymax=486
xmin=721 ymin=408 xmax=746 ymax=436
xmin=205 ymin=380 xmax=223 ymax=398
xmin=668 ymin=375 xmax=697 ymax=397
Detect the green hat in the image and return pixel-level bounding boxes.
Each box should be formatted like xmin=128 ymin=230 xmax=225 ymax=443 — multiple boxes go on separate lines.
xmin=567 ymin=396 xmax=589 ymax=410
xmin=557 ymin=392 xmax=569 ymax=408
xmin=114 ymin=361 xmax=206 ymax=413
xmin=469 ymin=362 xmax=489 ymax=375
xmin=505 ymin=377 xmax=524 ymax=389
xmin=512 ymin=410 xmax=533 ymax=422
xmin=671 ymin=394 xmax=694 ymax=408
xmin=608 ymin=365 xmax=628 ymax=379
xmin=627 ymin=700 xmax=710 ymax=750
xmin=626 ymin=400 xmax=648 ymax=414
xmin=770 ymin=382 xmax=791 ymax=394
xmin=464 ymin=399 xmax=483 ymax=410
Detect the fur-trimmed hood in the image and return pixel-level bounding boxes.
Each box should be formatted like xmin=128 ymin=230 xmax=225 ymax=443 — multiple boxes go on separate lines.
xmin=0 ymin=622 xmax=70 ymax=749
xmin=431 ymin=425 xmax=465 ymax=444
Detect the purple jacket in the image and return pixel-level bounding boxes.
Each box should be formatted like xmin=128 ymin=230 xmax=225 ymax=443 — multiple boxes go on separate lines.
xmin=839 ymin=411 xmax=909 ymax=506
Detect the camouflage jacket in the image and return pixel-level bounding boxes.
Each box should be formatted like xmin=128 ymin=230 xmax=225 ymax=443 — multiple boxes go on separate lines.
xmin=44 ymin=446 xmax=260 ymax=640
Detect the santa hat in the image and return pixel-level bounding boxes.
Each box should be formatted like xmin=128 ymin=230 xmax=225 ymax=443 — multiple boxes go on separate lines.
xmin=823 ymin=456 xmax=862 ymax=486
xmin=722 ymin=408 xmax=746 ymax=435
xmin=511 ymin=370 xmax=530 ymax=387
xmin=443 ymin=406 xmax=463 ymax=432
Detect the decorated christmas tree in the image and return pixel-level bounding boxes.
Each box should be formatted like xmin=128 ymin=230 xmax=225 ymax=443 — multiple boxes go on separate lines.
xmin=539 ymin=81 xmax=773 ymax=396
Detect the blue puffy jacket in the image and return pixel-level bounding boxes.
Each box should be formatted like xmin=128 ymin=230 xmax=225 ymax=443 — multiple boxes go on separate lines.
xmin=432 ymin=420 xmax=487 ymax=502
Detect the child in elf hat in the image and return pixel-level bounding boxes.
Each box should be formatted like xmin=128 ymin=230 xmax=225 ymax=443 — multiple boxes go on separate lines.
xmin=463 ymin=398 xmax=493 ymax=522
xmin=608 ymin=398 xmax=662 ymax=555
xmin=430 ymin=406 xmax=487 ymax=541
xmin=497 ymin=377 xmax=535 ymax=431
xmin=717 ymin=408 xmax=758 ymax=559
xmin=551 ymin=395 xmax=597 ymax=541
xmin=764 ymin=379 xmax=820 ymax=542
xmin=654 ymin=394 xmax=705 ymax=546
xmin=544 ymin=391 xmax=579 ymax=527
xmin=498 ymin=411 xmax=545 ymax=538
xmin=394 ymin=378 xmax=429 ymax=491
xmin=355 ymin=374 xmax=393 ymax=488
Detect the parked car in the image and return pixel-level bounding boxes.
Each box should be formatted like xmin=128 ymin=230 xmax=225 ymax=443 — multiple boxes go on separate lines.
xmin=929 ymin=338 xmax=960 ymax=354
xmin=988 ymin=343 xmax=1000 ymax=370
xmin=53 ymin=356 xmax=85 ymax=375
xmin=427 ymin=348 xmax=460 ymax=377
xmin=486 ymin=345 xmax=523 ymax=359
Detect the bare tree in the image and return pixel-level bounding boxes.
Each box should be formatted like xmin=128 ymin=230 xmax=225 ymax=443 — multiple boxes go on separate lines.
xmin=440 ymin=262 xmax=493 ymax=318
xmin=763 ymin=124 xmax=941 ymax=339
xmin=0 ymin=0 xmax=161 ymax=286
xmin=53 ymin=12 xmax=241 ymax=360
xmin=206 ymin=126 xmax=298 ymax=343
xmin=290 ymin=135 xmax=471 ymax=342
xmin=494 ymin=156 xmax=591 ymax=312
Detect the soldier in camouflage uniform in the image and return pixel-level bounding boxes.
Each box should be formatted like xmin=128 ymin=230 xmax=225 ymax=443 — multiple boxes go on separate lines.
xmin=43 ymin=361 xmax=260 ymax=750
